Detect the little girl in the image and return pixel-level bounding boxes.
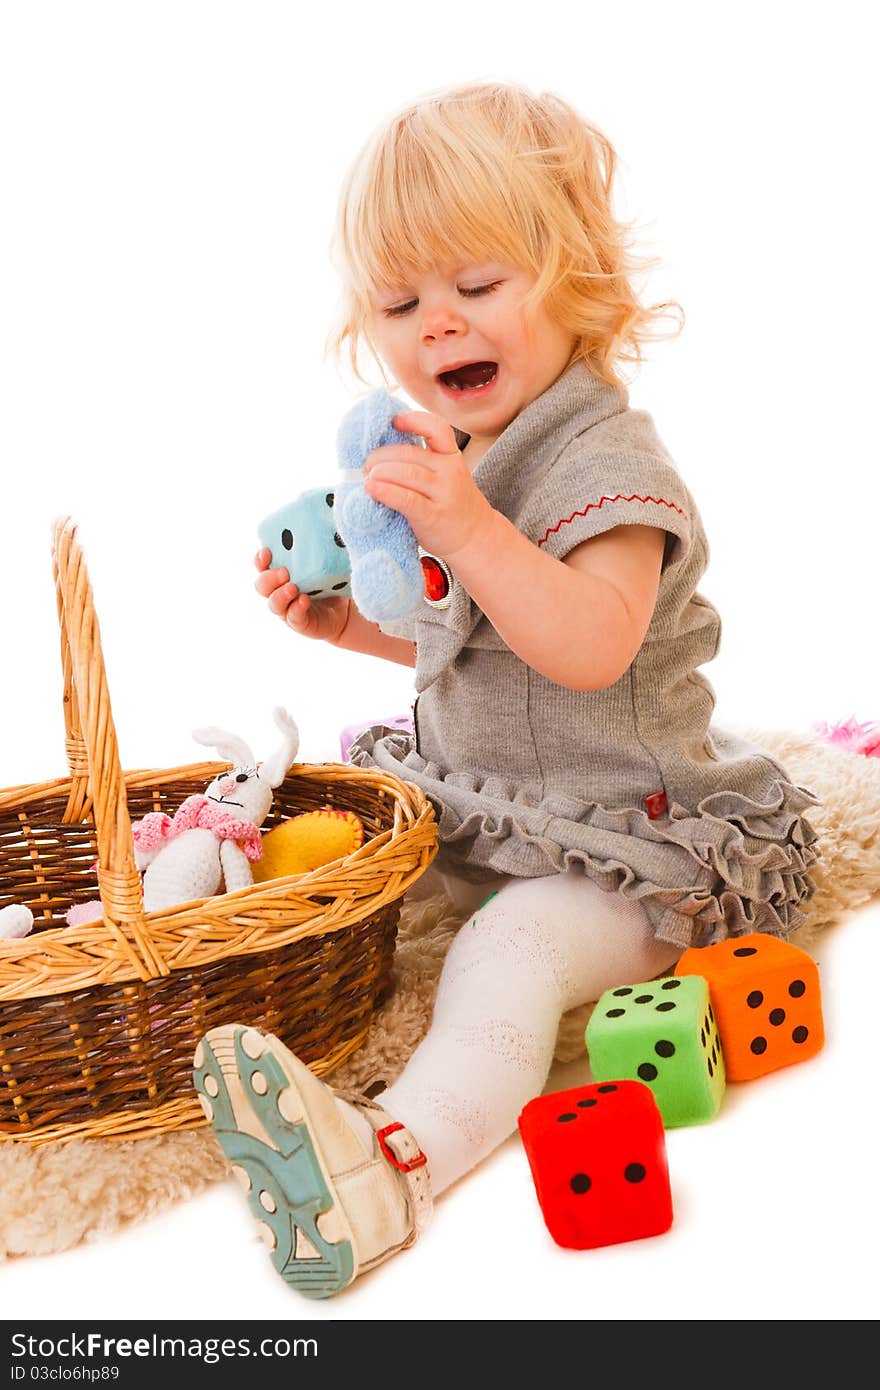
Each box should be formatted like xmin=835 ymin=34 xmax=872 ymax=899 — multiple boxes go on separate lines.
xmin=193 ymin=81 xmax=819 ymax=1297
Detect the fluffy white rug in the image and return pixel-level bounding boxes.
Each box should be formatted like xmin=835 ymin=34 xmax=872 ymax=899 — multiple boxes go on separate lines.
xmin=2 ymin=726 xmax=878 ymax=1260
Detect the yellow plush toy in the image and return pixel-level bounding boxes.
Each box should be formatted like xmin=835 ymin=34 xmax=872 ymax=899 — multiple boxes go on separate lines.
xmin=251 ymin=807 xmax=364 ymax=883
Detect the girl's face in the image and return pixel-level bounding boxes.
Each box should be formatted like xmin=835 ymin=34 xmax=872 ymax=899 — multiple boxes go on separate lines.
xmin=368 ymin=262 xmax=576 ymax=453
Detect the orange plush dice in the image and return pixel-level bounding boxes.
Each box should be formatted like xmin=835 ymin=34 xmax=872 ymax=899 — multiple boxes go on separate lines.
xmin=674 ymin=933 xmax=824 ymax=1081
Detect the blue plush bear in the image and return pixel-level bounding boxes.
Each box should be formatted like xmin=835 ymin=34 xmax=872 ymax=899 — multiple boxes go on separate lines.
xmin=257 ymin=390 xmax=425 ymax=622
xmin=332 ymin=389 xmax=425 ymax=624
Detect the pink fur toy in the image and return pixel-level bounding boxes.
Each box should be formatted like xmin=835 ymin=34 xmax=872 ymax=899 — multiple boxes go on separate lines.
xmin=813 ymin=717 xmax=880 ymax=757
xmin=66 ymin=901 xmax=103 ymax=927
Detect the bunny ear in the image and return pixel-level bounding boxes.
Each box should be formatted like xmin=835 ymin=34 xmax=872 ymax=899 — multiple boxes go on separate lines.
xmin=192 ymin=726 xmax=255 ymax=768
xmin=258 ymin=707 xmax=300 ymax=788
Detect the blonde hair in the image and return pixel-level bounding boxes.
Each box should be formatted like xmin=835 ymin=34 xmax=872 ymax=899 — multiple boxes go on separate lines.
xmin=326 ymin=81 xmax=681 ymax=389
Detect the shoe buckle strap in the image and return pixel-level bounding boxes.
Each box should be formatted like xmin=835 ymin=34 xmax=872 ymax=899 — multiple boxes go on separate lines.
xmin=374 ymin=1121 xmax=432 ymax=1236
xmin=377 ymin=1121 xmax=427 ymax=1172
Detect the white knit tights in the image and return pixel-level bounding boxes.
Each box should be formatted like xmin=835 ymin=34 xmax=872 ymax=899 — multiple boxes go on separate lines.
xmin=374 ymin=867 xmax=682 ymax=1196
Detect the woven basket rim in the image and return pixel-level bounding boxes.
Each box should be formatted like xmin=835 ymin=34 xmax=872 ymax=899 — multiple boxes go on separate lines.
xmin=0 ymin=755 xmax=437 ymax=1001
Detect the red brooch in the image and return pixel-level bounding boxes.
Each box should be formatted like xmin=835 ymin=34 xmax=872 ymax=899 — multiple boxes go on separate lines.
xmin=419 ymin=551 xmax=452 ymax=609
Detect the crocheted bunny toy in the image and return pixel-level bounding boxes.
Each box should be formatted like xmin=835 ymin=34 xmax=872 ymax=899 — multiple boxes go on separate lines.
xmin=131 ymin=707 xmax=299 ymax=913
xmin=332 ymin=388 xmax=425 ymax=623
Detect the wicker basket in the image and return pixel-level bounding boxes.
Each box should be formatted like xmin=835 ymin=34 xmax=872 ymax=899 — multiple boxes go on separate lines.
xmin=0 ymin=518 xmax=437 ymax=1145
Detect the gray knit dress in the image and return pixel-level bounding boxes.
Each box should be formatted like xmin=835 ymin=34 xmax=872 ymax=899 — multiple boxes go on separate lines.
xmin=348 ymin=360 xmax=819 ymax=948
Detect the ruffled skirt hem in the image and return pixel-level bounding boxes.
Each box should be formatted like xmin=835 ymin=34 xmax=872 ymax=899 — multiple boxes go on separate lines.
xmin=349 ymin=726 xmax=821 ymax=950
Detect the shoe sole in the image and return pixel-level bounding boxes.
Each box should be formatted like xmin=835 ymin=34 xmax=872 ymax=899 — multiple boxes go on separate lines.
xmin=193 ymin=1024 xmax=357 ymax=1299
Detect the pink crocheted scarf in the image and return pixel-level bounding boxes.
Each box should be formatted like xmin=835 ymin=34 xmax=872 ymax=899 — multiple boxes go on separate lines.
xmin=131 ymin=795 xmax=264 ymax=862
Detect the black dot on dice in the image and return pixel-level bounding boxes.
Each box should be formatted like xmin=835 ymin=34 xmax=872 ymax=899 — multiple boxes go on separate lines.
xmin=624 ymin=1164 xmax=646 ymax=1183
xmin=700 ymin=1028 xmax=706 ymax=1047
xmin=612 ymin=987 xmax=633 ymax=997
xmin=708 ymin=1004 xmax=715 ymax=1023
xmin=325 ymin=492 xmax=335 ymax=507
xmin=747 ymin=991 xmax=763 ymax=1008
xmin=635 ymin=994 xmax=654 ymax=1004
xmin=661 ymin=979 xmax=681 ymax=990
xmin=656 ymin=1002 xmax=676 ymax=1012
xmin=577 ymin=1098 xmax=597 ymax=1108
xmin=792 ymin=1026 xmax=809 ymax=1044
xmin=769 ymin=1008 xmax=785 ymax=1026
xmin=334 ymin=531 xmax=346 ymax=548
xmin=281 ymin=529 xmax=293 ymax=550
xmin=570 ymin=1174 xmax=591 ymax=1194
xmin=789 ymin=979 xmax=806 ymax=998
xmin=734 ymin=946 xmax=758 ymax=956
xmin=605 ymin=1008 xmax=626 ymax=1018
xmin=557 ymin=1113 xmax=577 ymax=1123
xmin=750 ymin=1036 xmax=768 ymax=1055
xmin=655 ymin=1040 xmax=675 ymax=1058
xmin=711 ymin=1043 xmax=717 ymax=1064
xmin=708 ymin=1058 xmax=714 ymax=1077
xmin=638 ymin=1063 xmax=658 ymax=1081
xmin=597 ymin=1084 xmax=617 ymax=1093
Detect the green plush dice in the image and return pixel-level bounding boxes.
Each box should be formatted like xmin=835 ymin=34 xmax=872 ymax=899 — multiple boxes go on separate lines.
xmin=585 ymin=975 xmax=726 ymax=1127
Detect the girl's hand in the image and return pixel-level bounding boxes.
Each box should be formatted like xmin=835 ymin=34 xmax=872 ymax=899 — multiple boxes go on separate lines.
xmin=362 ymin=410 xmax=493 ymax=560
xmin=254 ymin=548 xmax=350 ymax=643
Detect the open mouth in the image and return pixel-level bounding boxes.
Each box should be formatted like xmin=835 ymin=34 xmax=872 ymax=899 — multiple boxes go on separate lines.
xmin=437 ymin=361 xmax=498 ymax=394
xmin=209 ymin=795 xmax=243 ymax=808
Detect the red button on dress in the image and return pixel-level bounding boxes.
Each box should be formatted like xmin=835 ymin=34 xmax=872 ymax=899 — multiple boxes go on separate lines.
xmin=644 ymin=791 xmax=668 ymax=819
xmin=420 ymin=554 xmax=451 ymax=605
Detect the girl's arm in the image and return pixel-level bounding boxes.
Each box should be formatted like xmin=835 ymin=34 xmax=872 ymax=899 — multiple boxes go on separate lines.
xmin=447 ymin=516 xmax=665 ymax=691
xmin=359 ymin=409 xmax=664 ymax=689
xmin=329 ymin=599 xmax=417 ymax=667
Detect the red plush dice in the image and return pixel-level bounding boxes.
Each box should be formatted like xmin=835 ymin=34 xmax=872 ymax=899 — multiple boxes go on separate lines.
xmin=675 ymin=932 xmax=825 ymax=1081
xmin=518 ymin=1080 xmax=673 ymax=1250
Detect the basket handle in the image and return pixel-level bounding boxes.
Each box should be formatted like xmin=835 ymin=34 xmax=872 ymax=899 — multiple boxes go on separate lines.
xmin=53 ymin=517 xmax=169 ymax=980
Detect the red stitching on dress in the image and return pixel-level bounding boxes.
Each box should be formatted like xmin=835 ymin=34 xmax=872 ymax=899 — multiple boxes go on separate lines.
xmin=537 ymin=494 xmax=688 ymax=548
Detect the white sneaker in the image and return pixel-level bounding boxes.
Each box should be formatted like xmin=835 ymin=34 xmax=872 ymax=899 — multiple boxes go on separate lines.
xmin=193 ymin=1024 xmax=431 ymax=1298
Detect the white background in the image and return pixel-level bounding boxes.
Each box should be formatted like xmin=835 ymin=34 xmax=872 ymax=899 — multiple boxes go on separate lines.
xmin=1 ymin=1 xmax=877 ymax=1324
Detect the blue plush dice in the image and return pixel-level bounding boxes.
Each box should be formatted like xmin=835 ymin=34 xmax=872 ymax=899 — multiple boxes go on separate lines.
xmin=257 ymin=488 xmax=352 ymax=601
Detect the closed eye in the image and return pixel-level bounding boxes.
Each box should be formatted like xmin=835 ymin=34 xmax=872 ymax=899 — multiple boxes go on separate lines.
xmin=384 ymin=298 xmax=417 ymax=318
xmin=383 ymin=281 xmax=503 ymax=318
xmin=459 ymin=280 xmax=503 ymax=298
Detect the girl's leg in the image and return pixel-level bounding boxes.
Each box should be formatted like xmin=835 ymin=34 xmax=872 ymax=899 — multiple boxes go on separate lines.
xmin=377 ymin=869 xmax=682 ymax=1195
xmin=193 ymin=869 xmax=679 ymax=1297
